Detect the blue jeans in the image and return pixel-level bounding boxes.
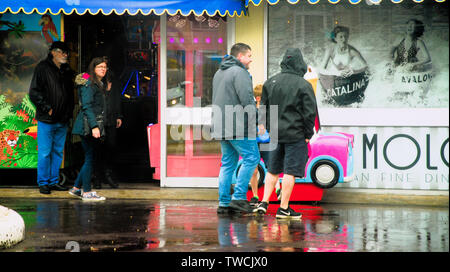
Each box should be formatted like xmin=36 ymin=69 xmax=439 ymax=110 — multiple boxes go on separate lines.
xmin=218 ymin=139 xmax=260 ymax=207
xmin=37 ymin=121 xmax=67 ymax=186
xmin=74 ymin=136 xmax=96 ymax=192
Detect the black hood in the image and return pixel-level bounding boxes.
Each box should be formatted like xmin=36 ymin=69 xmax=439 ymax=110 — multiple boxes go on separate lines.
xmin=280 ymin=48 xmax=307 ymax=77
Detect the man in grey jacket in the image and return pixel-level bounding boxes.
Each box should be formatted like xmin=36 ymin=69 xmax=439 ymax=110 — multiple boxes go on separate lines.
xmin=212 ymin=43 xmax=260 ymax=214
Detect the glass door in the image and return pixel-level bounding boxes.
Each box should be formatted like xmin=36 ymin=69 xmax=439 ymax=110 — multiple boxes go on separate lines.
xmin=164 ymin=14 xmax=228 ymax=179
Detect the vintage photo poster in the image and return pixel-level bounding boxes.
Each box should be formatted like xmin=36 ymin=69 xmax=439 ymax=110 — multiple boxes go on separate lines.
xmin=267 ymin=1 xmax=448 ymax=190
xmin=268 ymin=0 xmax=448 ymax=109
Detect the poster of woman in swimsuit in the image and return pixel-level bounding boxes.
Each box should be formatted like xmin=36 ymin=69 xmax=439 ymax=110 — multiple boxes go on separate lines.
xmin=387 ymin=19 xmax=433 ymax=105
xmin=267 ymin=0 xmax=448 ymax=109
xmin=318 ymin=25 xmax=369 ymax=107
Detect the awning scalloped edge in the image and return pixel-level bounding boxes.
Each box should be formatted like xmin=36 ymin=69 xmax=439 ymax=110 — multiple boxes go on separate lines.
xmin=247 ymin=0 xmax=446 ymax=6
xmin=0 ymin=7 xmax=246 ymax=17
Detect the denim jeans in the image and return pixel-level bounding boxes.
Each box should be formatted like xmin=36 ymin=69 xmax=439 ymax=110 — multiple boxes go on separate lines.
xmin=73 ymin=136 xmax=96 ymax=192
xmin=218 ymin=139 xmax=260 ymax=207
xmin=37 ymin=121 xmax=67 ymax=186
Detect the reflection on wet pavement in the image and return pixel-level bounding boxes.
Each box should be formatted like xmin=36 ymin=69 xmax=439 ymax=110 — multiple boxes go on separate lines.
xmin=0 ymin=198 xmax=448 ymax=252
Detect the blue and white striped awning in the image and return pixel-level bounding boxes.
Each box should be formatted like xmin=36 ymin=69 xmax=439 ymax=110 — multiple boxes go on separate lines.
xmin=0 ymin=0 xmax=246 ymax=16
xmin=246 ymin=0 xmax=446 ymax=5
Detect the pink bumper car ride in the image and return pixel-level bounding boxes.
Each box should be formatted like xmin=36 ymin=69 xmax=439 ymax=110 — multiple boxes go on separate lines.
xmin=232 ymin=128 xmax=355 ymax=202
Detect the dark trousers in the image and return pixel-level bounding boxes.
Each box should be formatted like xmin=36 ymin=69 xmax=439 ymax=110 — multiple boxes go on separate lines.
xmin=74 ymin=136 xmax=97 ymax=192
xmin=95 ymin=125 xmax=118 ymax=178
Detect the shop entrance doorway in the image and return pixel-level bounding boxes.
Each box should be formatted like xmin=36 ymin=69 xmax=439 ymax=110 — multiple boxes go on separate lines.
xmin=64 ymin=13 xmax=159 ymax=183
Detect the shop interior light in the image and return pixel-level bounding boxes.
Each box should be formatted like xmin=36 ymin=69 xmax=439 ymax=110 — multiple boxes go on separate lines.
xmin=195 ymin=15 xmax=206 ymax=23
xmin=208 ymin=18 xmax=219 ymax=28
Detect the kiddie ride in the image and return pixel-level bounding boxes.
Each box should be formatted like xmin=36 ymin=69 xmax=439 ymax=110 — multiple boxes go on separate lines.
xmin=232 ymin=129 xmax=355 ymax=203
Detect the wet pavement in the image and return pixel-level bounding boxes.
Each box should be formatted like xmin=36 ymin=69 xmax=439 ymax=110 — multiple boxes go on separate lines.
xmin=0 ymin=198 xmax=448 ymax=252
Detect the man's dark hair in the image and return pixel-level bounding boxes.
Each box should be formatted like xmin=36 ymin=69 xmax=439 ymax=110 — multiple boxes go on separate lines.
xmin=230 ymin=43 xmax=251 ymax=57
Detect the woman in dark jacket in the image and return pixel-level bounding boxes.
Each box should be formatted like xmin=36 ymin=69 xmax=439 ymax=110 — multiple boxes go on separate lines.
xmin=69 ymin=56 xmax=109 ymax=201
xmin=94 ymin=68 xmax=123 ymax=189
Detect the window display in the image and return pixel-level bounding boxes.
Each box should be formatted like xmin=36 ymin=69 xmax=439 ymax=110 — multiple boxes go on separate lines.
xmin=268 ymin=1 xmax=448 ymax=109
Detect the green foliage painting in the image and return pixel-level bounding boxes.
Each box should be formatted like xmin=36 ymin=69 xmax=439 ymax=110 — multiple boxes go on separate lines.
xmin=1 ymin=12 xmax=60 ymax=169
xmin=0 ymin=94 xmax=38 ymax=168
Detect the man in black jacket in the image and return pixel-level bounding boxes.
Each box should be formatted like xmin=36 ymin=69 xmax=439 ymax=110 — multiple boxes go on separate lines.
xmin=29 ymin=41 xmax=74 ymax=194
xmin=255 ymin=48 xmax=317 ymax=219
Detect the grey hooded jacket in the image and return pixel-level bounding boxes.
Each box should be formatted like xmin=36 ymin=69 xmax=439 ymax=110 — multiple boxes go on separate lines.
xmin=211 ymin=55 xmax=257 ymax=140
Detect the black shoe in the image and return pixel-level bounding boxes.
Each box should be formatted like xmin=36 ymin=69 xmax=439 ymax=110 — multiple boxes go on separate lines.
xmin=249 ymin=196 xmax=259 ymax=207
xmin=229 ymin=200 xmax=253 ymax=213
xmin=254 ymin=201 xmax=269 ymax=214
xmin=92 ymin=175 xmax=102 ymax=189
xmin=276 ymin=206 xmax=302 ymax=219
xmin=105 ymin=174 xmax=119 ymax=189
xmin=39 ymin=185 xmax=51 ymax=194
xmin=217 ymin=206 xmax=231 ymax=214
xmin=49 ymin=183 xmax=68 ymax=191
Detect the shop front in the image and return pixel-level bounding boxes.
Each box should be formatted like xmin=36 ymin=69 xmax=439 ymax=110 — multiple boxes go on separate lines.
xmin=153 ymin=0 xmax=449 ymax=191
xmin=1 ymin=0 xmax=448 ymax=193
xmin=0 ymin=1 xmax=244 ymax=183
xmin=256 ymin=0 xmax=449 ymax=191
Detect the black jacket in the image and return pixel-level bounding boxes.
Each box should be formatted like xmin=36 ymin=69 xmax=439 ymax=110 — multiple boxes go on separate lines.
xmin=29 ymin=55 xmax=74 ymax=124
xmin=260 ymin=48 xmax=317 ymax=143
xmin=103 ymin=78 xmax=123 ymax=127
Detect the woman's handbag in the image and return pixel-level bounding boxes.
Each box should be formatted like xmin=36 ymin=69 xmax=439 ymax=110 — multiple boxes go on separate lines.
xmin=83 ymin=113 xmax=105 ymax=137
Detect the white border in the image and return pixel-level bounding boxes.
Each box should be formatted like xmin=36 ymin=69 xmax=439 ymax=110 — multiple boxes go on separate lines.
xmin=162 ymin=177 xmax=219 ymax=188
xmin=227 ymin=16 xmax=235 ymax=54
xmin=319 ymin=108 xmax=449 ymax=127
xmin=160 ymin=13 xmax=168 ymax=187
xmin=166 ymin=107 xmax=212 ymax=125
xmin=263 ymin=1 xmax=268 ymax=82
xmin=160 ymin=14 xmax=236 ymax=187
xmin=264 ymin=5 xmax=449 ymax=128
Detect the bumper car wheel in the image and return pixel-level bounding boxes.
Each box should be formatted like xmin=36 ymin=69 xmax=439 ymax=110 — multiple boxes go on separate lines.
xmin=310 ymin=160 xmax=339 ymax=189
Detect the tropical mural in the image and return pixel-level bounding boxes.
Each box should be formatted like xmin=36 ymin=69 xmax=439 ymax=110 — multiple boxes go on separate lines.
xmin=0 ymin=12 xmax=61 ymax=168
xmin=0 ymin=94 xmax=38 ymax=168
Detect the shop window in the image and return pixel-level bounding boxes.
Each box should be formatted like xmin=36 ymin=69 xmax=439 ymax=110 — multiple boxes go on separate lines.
xmin=166 ymin=124 xmax=185 ymax=156
xmin=164 ymin=14 xmax=226 ymax=178
xmin=166 ymin=124 xmax=221 ymax=178
xmin=167 ymin=50 xmax=186 ymax=107
xmin=166 ymin=14 xmax=228 ymax=108
xmin=268 ymin=1 xmax=448 ymax=109
xmin=166 ymin=124 xmax=221 ymax=156
xmin=193 ymin=125 xmax=221 ymax=156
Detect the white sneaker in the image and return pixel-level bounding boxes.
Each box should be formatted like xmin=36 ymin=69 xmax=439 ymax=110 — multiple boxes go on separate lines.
xmin=82 ymin=191 xmax=106 ymax=201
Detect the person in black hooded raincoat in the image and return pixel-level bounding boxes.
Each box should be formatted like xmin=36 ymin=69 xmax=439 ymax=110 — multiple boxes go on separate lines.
xmin=255 ymin=48 xmax=317 ymax=219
